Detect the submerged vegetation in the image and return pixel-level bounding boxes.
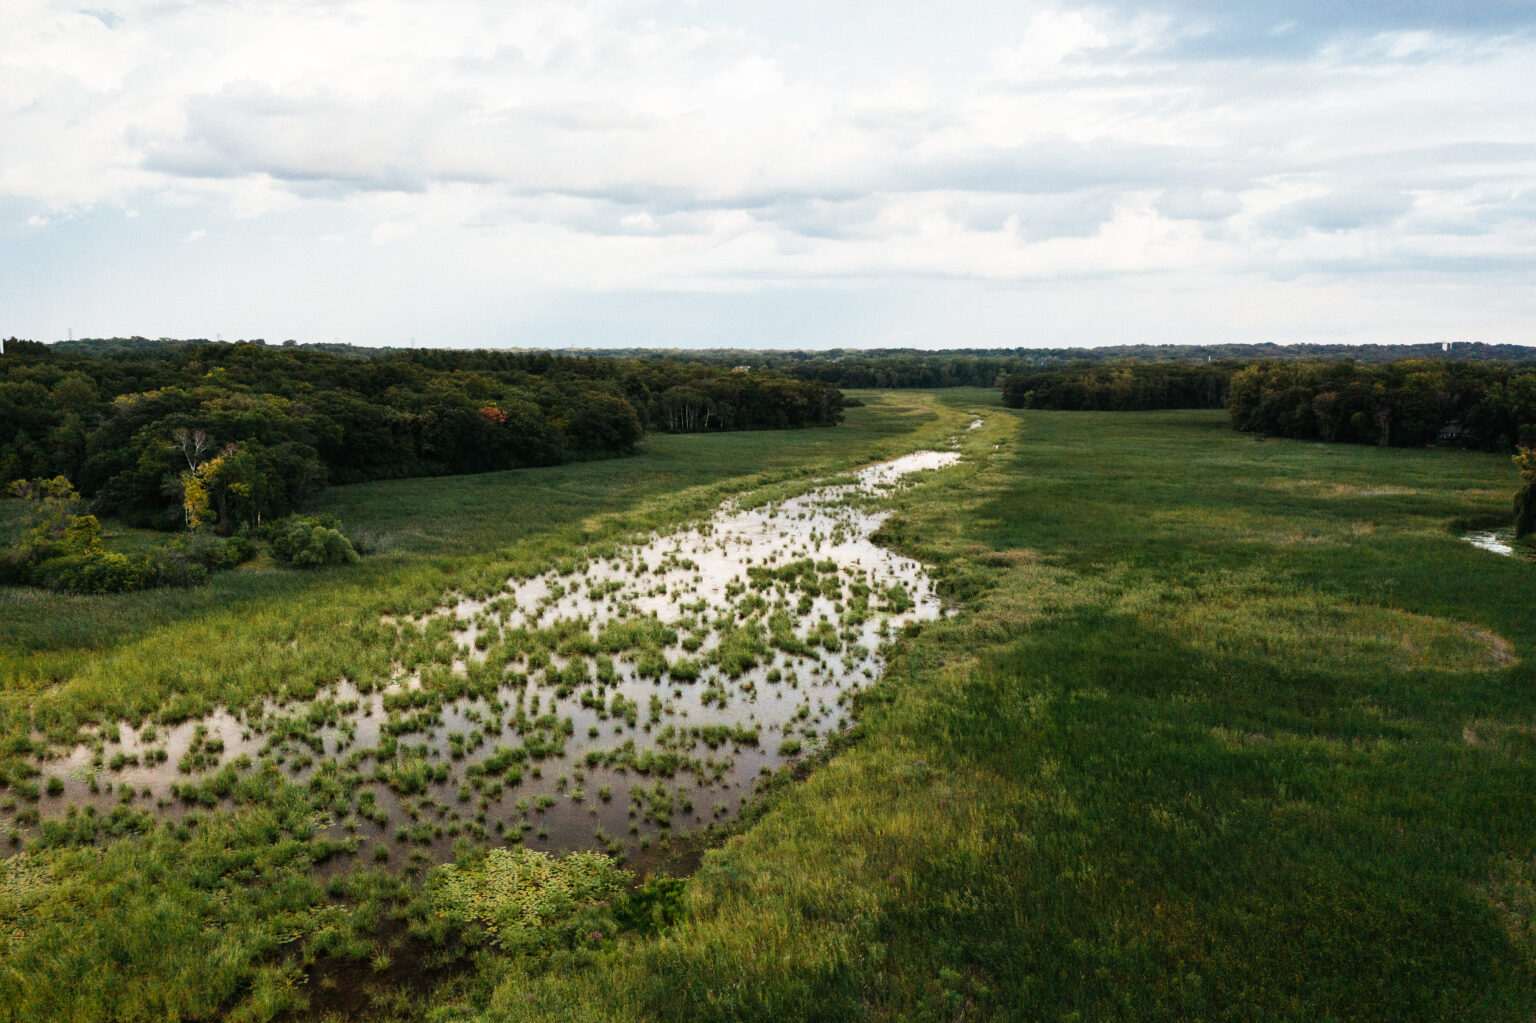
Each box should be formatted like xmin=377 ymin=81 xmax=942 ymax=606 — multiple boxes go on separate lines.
xmin=0 ymin=392 xmax=957 ymax=1019
xmin=0 ymin=385 xmax=1532 ymax=1020
xmin=448 ymin=404 xmax=1534 ymax=1022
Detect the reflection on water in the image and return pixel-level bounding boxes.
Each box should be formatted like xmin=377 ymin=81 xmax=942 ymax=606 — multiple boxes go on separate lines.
xmin=1463 ymin=530 xmax=1516 ymax=556
xmin=20 ymin=450 xmax=963 ymax=869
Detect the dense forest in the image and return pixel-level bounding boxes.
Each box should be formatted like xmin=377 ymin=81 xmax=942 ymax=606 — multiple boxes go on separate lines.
xmin=994 ymin=357 xmax=1536 ymax=458
xmin=549 ymin=341 xmax=1534 ymax=380
xmin=8 ymin=336 xmax=1534 ymax=541
xmin=0 ymin=339 xmax=843 ymax=533
xmin=1227 ymin=360 xmax=1536 ymax=451
xmin=1000 ymin=361 xmax=1235 ymax=411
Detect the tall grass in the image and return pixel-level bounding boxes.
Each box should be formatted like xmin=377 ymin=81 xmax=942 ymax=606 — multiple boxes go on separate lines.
xmin=0 ymin=391 xmax=970 ymax=1021
xmin=470 ymin=409 xmax=1535 ymax=1022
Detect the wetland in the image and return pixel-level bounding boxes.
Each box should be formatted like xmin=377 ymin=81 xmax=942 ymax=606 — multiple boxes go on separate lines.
xmin=22 ymin=449 xmax=962 ymax=870
xmin=2 ymin=393 xmax=1533 ymax=1023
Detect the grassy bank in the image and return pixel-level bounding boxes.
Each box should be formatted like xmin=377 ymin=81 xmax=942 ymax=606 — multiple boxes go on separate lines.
xmin=464 ymin=407 xmax=1535 ymax=1021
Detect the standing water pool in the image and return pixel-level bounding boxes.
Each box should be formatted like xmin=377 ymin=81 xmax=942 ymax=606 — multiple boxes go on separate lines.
xmin=24 ymin=450 xmax=963 ymax=869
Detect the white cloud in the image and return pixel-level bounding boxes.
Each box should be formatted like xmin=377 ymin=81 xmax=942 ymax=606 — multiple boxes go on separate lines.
xmin=987 ymin=9 xmax=1113 ymax=79
xmin=1 ymin=0 xmax=1533 ymax=346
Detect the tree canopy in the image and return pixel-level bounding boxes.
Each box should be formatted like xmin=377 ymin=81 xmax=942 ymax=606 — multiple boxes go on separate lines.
xmin=1000 ymin=361 xmax=1235 ymax=411
xmin=0 ymin=341 xmax=843 ymax=532
xmin=1226 ymin=359 xmax=1536 ymax=451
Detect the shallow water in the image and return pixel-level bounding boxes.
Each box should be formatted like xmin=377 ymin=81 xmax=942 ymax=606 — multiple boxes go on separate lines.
xmin=1463 ymin=530 xmax=1516 ymax=556
xmin=18 ymin=449 xmax=963 ymax=869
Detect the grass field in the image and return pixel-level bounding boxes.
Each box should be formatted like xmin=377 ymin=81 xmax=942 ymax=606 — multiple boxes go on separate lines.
xmin=466 ymin=405 xmax=1535 ymax=1022
xmin=2 ymin=394 xmax=1533 ymax=1021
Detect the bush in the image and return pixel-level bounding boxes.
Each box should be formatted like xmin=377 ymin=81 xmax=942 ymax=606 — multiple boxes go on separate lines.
xmin=268 ymin=516 xmax=360 ymax=568
xmin=153 ymin=558 xmax=209 ymax=589
xmin=171 ymin=532 xmax=255 ymax=572
xmin=0 ymin=546 xmax=30 ymax=586
xmin=38 ymin=551 xmax=159 ymax=594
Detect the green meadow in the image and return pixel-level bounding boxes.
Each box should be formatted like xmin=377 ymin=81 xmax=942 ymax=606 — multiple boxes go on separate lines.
xmin=2 ymin=392 xmax=1532 ymax=1021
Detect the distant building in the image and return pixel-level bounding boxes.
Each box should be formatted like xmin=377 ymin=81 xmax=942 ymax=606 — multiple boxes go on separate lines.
xmin=1435 ymin=422 xmax=1472 ymax=446
xmin=732 ymin=365 xmax=750 ymax=373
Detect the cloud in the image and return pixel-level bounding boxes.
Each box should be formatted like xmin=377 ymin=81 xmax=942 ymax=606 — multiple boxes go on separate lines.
xmin=1096 ymin=0 xmax=1536 ymax=58
xmin=1 ymin=0 xmax=1534 ymax=347
xmin=1156 ymin=187 xmax=1242 ymax=222
xmin=142 ymin=84 xmax=455 ymax=192
xmin=1259 ymin=188 xmax=1417 ymax=236
xmin=77 ymin=8 xmax=121 ymax=30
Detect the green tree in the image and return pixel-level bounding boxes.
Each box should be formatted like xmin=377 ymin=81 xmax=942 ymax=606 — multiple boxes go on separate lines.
xmin=8 ymin=475 xmax=84 ymax=546
xmin=1515 ymin=447 xmax=1536 ymax=537
xmin=181 ymin=457 xmax=217 ymax=531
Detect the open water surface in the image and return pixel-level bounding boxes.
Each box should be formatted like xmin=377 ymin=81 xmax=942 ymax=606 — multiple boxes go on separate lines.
xmin=20 ymin=449 xmax=964 ymax=868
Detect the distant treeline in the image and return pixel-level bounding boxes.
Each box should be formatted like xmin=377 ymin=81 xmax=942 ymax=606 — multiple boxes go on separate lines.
xmin=995 ymin=356 xmax=1536 ymax=451
xmin=525 ymin=342 xmax=1536 ymax=391
xmin=1228 ymin=360 xmax=1536 ymax=451
xmin=1001 ymin=362 xmax=1234 ymax=411
xmin=766 ymin=342 xmax=1536 ymax=388
xmin=0 ymin=340 xmax=842 ymax=531
xmin=36 ymin=338 xmax=1536 ymax=394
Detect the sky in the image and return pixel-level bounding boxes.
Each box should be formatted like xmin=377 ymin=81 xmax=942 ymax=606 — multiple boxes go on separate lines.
xmin=3 ymin=0 xmax=1535 ymax=350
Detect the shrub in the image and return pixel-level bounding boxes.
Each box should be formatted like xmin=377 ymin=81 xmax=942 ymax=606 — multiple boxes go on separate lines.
xmin=172 ymin=532 xmax=255 ymax=572
xmin=0 ymin=546 xmax=30 ymax=586
xmin=38 ymin=551 xmax=159 ymax=594
xmin=1 ymin=479 xmax=254 ymax=592
xmin=268 ymin=516 xmax=360 ymax=568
